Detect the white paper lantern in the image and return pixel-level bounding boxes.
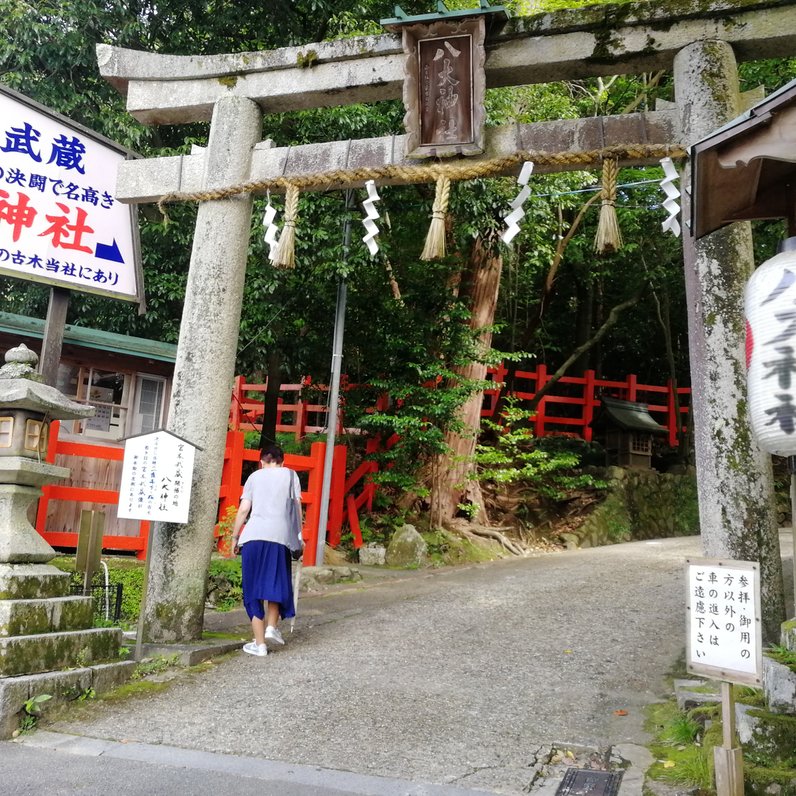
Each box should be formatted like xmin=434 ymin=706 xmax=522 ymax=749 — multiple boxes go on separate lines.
xmin=745 ymin=243 xmax=796 ymax=455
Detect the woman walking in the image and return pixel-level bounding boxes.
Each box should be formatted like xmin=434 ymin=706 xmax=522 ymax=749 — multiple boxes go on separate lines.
xmin=230 ymin=444 xmax=303 ymax=657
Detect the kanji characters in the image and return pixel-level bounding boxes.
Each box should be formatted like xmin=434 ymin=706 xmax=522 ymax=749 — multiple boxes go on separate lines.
xmin=0 ymin=190 xmax=36 ymax=242
xmin=47 ymin=134 xmax=86 ymax=173
xmin=1 ymin=122 xmax=42 ymax=162
xmin=39 ymin=202 xmax=94 ymax=253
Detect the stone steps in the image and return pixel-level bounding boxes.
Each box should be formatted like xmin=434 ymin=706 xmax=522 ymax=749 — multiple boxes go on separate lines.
xmin=0 ymin=595 xmax=94 ymax=637
xmin=0 ymin=660 xmax=137 ymax=739
xmin=0 ymin=627 xmax=122 ymax=677
xmin=0 ymin=564 xmax=72 ymax=600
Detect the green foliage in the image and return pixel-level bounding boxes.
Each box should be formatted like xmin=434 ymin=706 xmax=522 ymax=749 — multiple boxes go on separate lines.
xmin=766 ymin=644 xmax=796 ymax=673
xmin=207 ymin=557 xmax=243 ymax=611
xmin=5 ymin=0 xmax=795 ymax=525
xmin=214 ymin=505 xmax=238 ymax=552
xmin=645 ymin=700 xmax=717 ymax=791
xmin=52 ymin=556 xmax=145 ymax=627
xmin=19 ymin=693 xmax=52 ymax=732
xmin=476 ymin=402 xmax=606 ymax=499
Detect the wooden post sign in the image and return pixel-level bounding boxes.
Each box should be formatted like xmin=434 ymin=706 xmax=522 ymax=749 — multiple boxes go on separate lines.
xmin=686 ymin=558 xmax=762 ymax=796
xmin=118 ymin=429 xmax=197 ymax=524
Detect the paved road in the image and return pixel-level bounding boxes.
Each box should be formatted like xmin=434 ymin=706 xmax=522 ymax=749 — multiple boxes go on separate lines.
xmin=3 ymin=533 xmax=793 ymax=795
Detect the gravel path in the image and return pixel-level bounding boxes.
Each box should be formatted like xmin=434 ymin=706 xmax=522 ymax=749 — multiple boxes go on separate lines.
xmin=38 ymin=536 xmax=716 ymax=793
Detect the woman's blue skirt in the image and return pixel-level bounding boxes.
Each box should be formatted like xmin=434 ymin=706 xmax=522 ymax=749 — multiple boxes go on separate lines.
xmin=240 ymin=540 xmax=295 ymax=621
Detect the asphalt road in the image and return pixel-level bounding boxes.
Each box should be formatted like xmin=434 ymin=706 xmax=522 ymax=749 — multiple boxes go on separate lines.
xmin=2 ymin=533 xmax=793 ymax=795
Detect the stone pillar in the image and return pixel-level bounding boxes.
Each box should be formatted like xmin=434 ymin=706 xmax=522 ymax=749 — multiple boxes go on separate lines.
xmin=675 ymin=40 xmax=785 ymax=641
xmin=143 ymin=96 xmax=262 ymax=642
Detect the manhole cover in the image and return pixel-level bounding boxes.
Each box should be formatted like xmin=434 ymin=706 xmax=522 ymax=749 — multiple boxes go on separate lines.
xmin=554 ymin=767 xmax=623 ymax=796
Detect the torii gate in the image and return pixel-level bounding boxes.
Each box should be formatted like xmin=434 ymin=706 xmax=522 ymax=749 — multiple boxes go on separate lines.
xmin=98 ymin=0 xmax=796 ymax=643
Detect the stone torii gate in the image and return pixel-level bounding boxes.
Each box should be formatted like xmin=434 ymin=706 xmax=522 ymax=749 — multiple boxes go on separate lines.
xmin=98 ymin=0 xmax=796 ymax=643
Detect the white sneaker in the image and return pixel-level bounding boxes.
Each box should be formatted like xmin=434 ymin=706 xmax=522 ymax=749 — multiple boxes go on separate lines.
xmin=264 ymin=626 xmax=284 ymax=646
xmin=242 ymin=641 xmax=267 ymax=657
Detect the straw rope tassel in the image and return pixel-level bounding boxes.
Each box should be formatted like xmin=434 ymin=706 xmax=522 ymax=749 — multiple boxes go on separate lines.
xmin=421 ymin=174 xmax=451 ymax=261
xmin=594 ymin=158 xmax=622 ymax=255
xmin=271 ymin=184 xmax=300 ymax=268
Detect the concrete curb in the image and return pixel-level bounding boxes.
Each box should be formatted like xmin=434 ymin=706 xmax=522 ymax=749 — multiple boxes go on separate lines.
xmin=15 ymin=731 xmax=501 ymax=795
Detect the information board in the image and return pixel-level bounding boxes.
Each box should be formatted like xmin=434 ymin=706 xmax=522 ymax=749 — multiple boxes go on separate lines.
xmin=686 ymin=558 xmax=762 ymax=686
xmin=0 ymin=85 xmax=142 ymax=301
xmin=118 ymin=430 xmax=196 ymax=524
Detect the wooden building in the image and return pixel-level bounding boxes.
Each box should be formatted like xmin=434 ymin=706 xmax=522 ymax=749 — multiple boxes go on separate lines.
xmin=0 ymin=311 xmax=176 ymax=544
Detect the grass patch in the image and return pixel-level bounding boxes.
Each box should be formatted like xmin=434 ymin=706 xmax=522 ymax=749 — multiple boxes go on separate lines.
xmin=734 ymin=684 xmax=767 ymax=708
xmin=766 ymin=644 xmax=796 ymax=673
xmin=130 ymin=654 xmax=181 ymax=680
xmin=644 ymin=700 xmax=717 ymax=792
xmin=102 ymin=680 xmax=171 ymax=701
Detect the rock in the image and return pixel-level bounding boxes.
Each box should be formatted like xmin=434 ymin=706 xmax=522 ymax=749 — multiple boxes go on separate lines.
xmin=385 ymin=524 xmax=428 ymax=567
xmin=764 ymin=654 xmax=796 ymax=714
xmin=298 ymin=566 xmax=362 ymax=591
xmin=673 ymin=678 xmax=719 ymax=711
xmin=559 ymin=532 xmax=580 ymax=551
xmin=358 ymin=544 xmax=386 ymax=566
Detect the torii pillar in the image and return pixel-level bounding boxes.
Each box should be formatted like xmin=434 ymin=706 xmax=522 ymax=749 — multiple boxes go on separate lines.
xmin=675 ymin=40 xmax=785 ymax=642
xmin=143 ymin=97 xmax=262 ymax=642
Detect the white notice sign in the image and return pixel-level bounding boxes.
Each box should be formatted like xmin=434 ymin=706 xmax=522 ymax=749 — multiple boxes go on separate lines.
xmin=686 ymin=558 xmax=762 ymax=686
xmin=118 ymin=430 xmax=196 ymax=524
xmin=0 ymin=86 xmax=141 ymax=301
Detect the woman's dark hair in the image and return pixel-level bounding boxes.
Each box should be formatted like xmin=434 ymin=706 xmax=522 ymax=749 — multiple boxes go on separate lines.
xmin=260 ymin=444 xmax=285 ymax=464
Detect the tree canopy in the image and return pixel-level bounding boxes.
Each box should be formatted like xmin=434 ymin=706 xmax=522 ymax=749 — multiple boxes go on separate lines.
xmin=2 ymin=0 xmax=795 ymax=513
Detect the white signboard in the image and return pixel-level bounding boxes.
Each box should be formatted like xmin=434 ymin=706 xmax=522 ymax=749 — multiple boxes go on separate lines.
xmin=118 ymin=430 xmax=196 ymax=524
xmin=686 ymin=558 xmax=762 ymax=686
xmin=0 ymin=85 xmax=142 ymax=301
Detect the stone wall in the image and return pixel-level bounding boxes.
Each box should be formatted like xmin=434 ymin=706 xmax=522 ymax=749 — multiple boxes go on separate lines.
xmin=561 ymin=467 xmax=699 ymax=549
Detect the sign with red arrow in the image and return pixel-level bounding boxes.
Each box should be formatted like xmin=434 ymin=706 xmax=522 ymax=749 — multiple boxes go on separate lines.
xmin=0 ymin=85 xmax=143 ymax=302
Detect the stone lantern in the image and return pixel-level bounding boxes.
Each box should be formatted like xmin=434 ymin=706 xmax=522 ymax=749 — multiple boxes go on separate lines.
xmin=0 ymin=344 xmax=93 ymax=564
xmin=0 ymin=344 xmax=133 ymax=740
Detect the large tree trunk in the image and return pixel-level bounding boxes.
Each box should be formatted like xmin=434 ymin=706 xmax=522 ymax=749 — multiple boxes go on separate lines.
xmin=431 ymin=234 xmax=502 ymax=527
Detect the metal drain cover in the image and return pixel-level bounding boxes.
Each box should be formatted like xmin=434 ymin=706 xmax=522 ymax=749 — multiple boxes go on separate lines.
xmin=554 ymin=768 xmax=623 ymax=796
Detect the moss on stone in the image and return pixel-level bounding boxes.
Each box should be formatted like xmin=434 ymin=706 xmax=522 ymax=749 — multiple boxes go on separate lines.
xmin=746 ymin=763 xmax=796 ymax=795
xmin=745 ymin=708 xmax=796 ymax=768
xmin=296 ymin=49 xmax=318 ymax=68
xmin=217 ymin=75 xmax=238 ymax=88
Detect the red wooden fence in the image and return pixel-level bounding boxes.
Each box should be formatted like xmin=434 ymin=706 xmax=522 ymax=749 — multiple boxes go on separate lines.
xmin=36 ymin=424 xmax=371 ymax=565
xmin=36 ymin=420 xmax=151 ymax=560
xmin=482 ymin=365 xmax=690 ymax=447
xmin=231 ymin=366 xmax=690 ymax=448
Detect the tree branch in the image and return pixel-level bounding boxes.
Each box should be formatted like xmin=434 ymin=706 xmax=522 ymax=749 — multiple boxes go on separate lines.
xmin=527 ymin=289 xmax=643 ymax=412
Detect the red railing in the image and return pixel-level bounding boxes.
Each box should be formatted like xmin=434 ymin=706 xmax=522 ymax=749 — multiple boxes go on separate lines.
xmin=482 ymin=365 xmax=689 ymax=447
xmin=216 ymin=431 xmax=329 ymax=565
xmin=231 ymin=366 xmax=690 ymax=447
xmin=36 ymin=420 xmax=151 ymax=560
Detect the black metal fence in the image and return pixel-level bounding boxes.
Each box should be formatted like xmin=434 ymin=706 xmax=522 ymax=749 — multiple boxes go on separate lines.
xmin=71 ymin=583 xmax=123 ymax=624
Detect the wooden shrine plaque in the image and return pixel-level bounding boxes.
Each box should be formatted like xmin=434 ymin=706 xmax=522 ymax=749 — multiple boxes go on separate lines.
xmin=401 ymin=18 xmax=486 ymax=159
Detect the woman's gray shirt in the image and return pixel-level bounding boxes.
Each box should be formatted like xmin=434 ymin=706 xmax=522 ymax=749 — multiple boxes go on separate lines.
xmin=238 ymin=467 xmax=302 ymax=549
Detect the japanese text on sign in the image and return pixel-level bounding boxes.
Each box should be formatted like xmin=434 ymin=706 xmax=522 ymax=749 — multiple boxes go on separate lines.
xmin=0 ymin=87 xmax=140 ymax=301
xmin=686 ymin=558 xmax=762 ymax=686
xmin=118 ymin=430 xmax=196 ymax=525
xmin=418 ymin=35 xmax=473 ymax=147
